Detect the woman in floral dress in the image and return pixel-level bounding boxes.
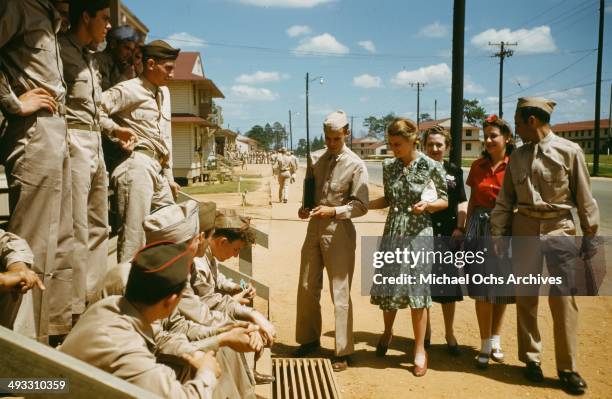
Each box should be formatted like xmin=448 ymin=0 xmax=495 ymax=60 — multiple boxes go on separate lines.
xmin=369 ymin=118 xmax=448 ymax=376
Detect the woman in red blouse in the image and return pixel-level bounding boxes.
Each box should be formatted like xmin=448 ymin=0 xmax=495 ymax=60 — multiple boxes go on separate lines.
xmin=465 ymin=115 xmax=515 ymax=369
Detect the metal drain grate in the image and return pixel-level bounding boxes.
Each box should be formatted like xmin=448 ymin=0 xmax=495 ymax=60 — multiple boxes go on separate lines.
xmin=272 ymin=358 xmax=342 ymax=399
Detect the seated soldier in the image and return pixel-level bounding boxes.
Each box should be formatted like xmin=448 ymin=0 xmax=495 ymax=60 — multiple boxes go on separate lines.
xmin=60 ymin=241 xmax=221 ymax=399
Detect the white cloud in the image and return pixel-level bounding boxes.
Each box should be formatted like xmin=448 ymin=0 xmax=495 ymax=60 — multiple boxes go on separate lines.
xmin=353 ymin=74 xmax=383 ymax=89
xmin=465 ymin=76 xmax=486 ymax=94
xmin=294 ymin=33 xmax=349 ymax=55
xmin=357 ymin=40 xmax=376 ymax=53
xmin=239 ymin=0 xmax=334 ymax=7
xmin=165 ymin=32 xmax=207 ymax=49
xmin=418 ymin=21 xmax=449 ymax=38
xmin=230 ymin=85 xmax=279 ymax=101
xmin=235 ymin=71 xmax=290 ymax=84
xmin=391 ymin=63 xmax=451 ymax=88
xmin=471 ymin=26 xmax=557 ymax=54
xmin=286 ymin=25 xmax=312 ymax=37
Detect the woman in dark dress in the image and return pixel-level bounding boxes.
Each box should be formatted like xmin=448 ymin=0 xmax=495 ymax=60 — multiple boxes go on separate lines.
xmin=423 ymin=125 xmax=468 ymax=356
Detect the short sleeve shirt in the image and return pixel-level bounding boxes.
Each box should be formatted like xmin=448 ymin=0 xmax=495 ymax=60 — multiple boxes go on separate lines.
xmin=466 ymin=156 xmax=508 ymax=210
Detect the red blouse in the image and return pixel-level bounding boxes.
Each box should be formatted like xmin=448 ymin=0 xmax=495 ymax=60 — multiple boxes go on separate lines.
xmin=466 ymin=156 xmax=509 ymax=210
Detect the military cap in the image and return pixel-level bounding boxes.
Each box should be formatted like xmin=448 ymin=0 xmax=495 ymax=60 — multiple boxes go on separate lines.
xmin=199 ymin=201 xmax=217 ymax=232
xmin=517 ymin=97 xmax=556 ymax=115
xmin=324 ymin=110 xmax=349 ymax=130
xmin=141 ymin=40 xmax=180 ymax=60
xmin=126 ymin=241 xmax=191 ymax=294
xmin=144 ymin=201 xmax=199 ymax=244
xmin=214 ymin=209 xmax=251 ymax=230
xmin=108 ymin=25 xmax=139 ymax=42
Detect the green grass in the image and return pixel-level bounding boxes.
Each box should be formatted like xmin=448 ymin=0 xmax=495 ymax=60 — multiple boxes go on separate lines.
xmin=181 ymin=179 xmax=261 ymax=195
xmin=460 ymin=155 xmax=612 ymax=177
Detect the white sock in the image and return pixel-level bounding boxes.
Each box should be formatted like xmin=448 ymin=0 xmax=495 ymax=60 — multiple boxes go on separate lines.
xmin=414 ymin=352 xmax=426 ymax=368
xmin=480 ymin=338 xmax=493 ymax=354
xmin=491 ymin=335 xmax=501 ymax=349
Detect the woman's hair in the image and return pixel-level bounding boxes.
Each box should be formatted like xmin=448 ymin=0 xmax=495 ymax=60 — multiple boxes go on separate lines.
xmin=423 ymin=125 xmax=451 ymax=147
xmin=386 ymin=118 xmax=420 ymax=145
xmin=481 ymin=115 xmax=515 ymax=159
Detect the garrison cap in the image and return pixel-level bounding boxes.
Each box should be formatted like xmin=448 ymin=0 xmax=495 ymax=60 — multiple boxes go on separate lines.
xmin=126 ymin=241 xmax=191 ymax=294
xmin=214 ymin=209 xmax=251 ymax=230
xmin=516 ymin=97 xmax=556 ymax=115
xmin=144 ymin=201 xmax=199 ymax=244
xmin=141 ymin=40 xmax=180 ymax=60
xmin=199 ymin=201 xmax=217 ymax=233
xmin=108 ymin=25 xmax=139 ymax=42
xmin=324 ymin=110 xmax=349 ymax=130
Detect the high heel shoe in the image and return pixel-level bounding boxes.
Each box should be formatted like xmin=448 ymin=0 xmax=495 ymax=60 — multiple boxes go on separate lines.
xmin=475 ymin=352 xmax=489 ymax=369
xmin=413 ymin=352 xmax=428 ymax=377
xmin=490 ymin=347 xmax=504 ymax=363
xmin=375 ymin=332 xmax=393 ymax=357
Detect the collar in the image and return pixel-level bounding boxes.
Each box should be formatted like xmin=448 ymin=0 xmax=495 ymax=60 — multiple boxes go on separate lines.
xmin=139 ymin=76 xmax=159 ymax=97
xmin=66 ymin=32 xmax=87 ymax=53
xmin=120 ymin=297 xmax=156 ymax=346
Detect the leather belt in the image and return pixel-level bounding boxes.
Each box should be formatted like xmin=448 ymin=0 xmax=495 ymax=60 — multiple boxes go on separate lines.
xmin=517 ymin=208 xmax=571 ymax=220
xmin=67 ymin=122 xmax=101 ymax=132
xmin=134 ymin=147 xmax=162 ymax=163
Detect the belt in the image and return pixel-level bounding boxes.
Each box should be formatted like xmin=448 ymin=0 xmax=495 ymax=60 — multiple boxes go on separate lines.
xmin=67 ymin=122 xmax=101 ymax=132
xmin=134 ymin=147 xmax=162 ymax=163
xmin=517 ymin=208 xmax=571 ymax=220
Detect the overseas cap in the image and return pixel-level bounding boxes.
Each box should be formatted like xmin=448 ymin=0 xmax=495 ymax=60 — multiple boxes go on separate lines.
xmin=108 ymin=25 xmax=139 ymax=42
xmin=144 ymin=201 xmax=199 ymax=244
xmin=141 ymin=40 xmax=180 ymax=60
xmin=126 ymin=241 xmax=191 ymax=295
xmin=214 ymin=209 xmax=251 ymax=230
xmin=324 ymin=110 xmax=349 ymax=130
xmin=517 ymin=97 xmax=556 ymax=115
xmin=199 ymin=201 xmax=217 ymax=232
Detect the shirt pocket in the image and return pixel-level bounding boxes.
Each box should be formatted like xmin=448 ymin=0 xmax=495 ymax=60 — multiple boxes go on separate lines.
xmin=539 ymin=161 xmax=569 ymax=202
xmin=131 ymin=108 xmax=158 ymax=122
xmin=23 ymin=30 xmax=54 ymax=52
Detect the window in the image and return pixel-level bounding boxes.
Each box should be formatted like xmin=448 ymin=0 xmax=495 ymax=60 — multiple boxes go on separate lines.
xmin=587 ymin=141 xmax=591 ymax=148
xmin=465 ymin=143 xmax=472 ymax=151
xmin=465 ymin=129 xmax=472 ymax=137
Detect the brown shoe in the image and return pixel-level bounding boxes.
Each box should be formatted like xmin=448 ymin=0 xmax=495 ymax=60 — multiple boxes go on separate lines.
xmin=413 ymin=353 xmax=428 ymax=377
xmin=332 ymin=356 xmax=349 ymax=372
xmin=254 ymin=371 xmax=275 ymax=385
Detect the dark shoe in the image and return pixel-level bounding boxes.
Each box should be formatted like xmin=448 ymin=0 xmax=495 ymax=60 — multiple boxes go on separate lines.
xmin=524 ymin=361 xmax=544 ymax=383
xmin=413 ymin=352 xmax=428 ymax=377
xmin=558 ymin=371 xmax=587 ymax=395
xmin=475 ymin=352 xmax=489 ymax=369
xmin=292 ymin=340 xmax=320 ymax=357
xmin=254 ymin=371 xmax=275 ymax=385
xmin=49 ymin=334 xmax=66 ymax=348
xmin=331 ymin=356 xmax=349 ymax=372
xmin=447 ymin=343 xmax=461 ymax=357
xmin=375 ymin=332 xmax=393 ymax=357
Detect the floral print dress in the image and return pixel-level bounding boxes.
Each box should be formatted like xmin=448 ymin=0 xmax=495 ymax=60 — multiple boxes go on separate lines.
xmin=370 ymin=153 xmax=448 ymax=310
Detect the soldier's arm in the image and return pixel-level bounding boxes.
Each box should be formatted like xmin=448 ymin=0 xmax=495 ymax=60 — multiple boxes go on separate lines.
xmin=571 ymin=149 xmax=599 ymax=236
xmin=0 ymin=229 xmax=34 ymax=271
xmin=490 ymin=163 xmax=516 ymax=236
xmin=335 ymin=162 xmax=369 ymax=219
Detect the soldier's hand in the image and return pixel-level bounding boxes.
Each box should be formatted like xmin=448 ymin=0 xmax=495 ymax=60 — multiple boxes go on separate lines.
xmin=233 ymin=290 xmax=251 ymax=305
xmin=249 ymin=330 xmax=264 ymax=352
xmin=169 ymin=181 xmax=180 ymax=201
xmin=216 ymin=321 xmax=250 ymax=334
xmin=113 ymin=127 xmax=137 ymax=152
xmin=298 ymin=207 xmax=310 ymax=219
xmin=219 ymin=324 xmax=260 ymax=352
xmin=183 ymin=351 xmax=221 ymax=378
xmin=310 ymin=205 xmax=336 ymax=219
xmin=579 ymin=236 xmax=599 ymax=261
xmin=17 ymin=88 xmax=57 ymax=116
xmin=252 ymin=313 xmax=276 ymax=346
xmin=5 ymin=262 xmax=45 ymax=292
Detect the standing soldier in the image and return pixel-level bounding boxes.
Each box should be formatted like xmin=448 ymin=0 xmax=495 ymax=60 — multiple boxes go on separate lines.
xmin=294 ymin=110 xmax=369 ymax=371
xmin=491 ymin=97 xmax=599 ymax=394
xmin=101 ymin=40 xmax=180 ymax=263
xmin=276 ymin=148 xmax=295 ymax=203
xmin=59 ymin=0 xmax=137 ymax=321
xmin=0 ymin=0 xmax=73 ymax=344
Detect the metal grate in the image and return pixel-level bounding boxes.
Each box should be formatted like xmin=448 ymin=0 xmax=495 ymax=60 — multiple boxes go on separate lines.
xmin=272 ymin=358 xmax=342 ymax=399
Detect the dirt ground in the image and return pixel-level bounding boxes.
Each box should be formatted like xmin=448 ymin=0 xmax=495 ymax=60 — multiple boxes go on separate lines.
xmin=196 ymin=163 xmax=612 ymax=399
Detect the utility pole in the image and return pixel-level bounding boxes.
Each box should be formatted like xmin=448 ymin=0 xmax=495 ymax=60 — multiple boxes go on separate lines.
xmin=607 ymin=82 xmax=611 ymax=155
xmin=288 ymin=110 xmax=293 ymax=151
xmin=434 ymin=99 xmax=437 ymax=120
xmin=593 ymin=0 xmax=605 ymax=176
xmin=449 ymin=0 xmax=465 ymax=166
xmin=489 ymin=41 xmax=517 ymax=118
xmin=350 ymin=115 xmax=354 ymax=149
xmin=410 ymin=82 xmax=426 ymax=127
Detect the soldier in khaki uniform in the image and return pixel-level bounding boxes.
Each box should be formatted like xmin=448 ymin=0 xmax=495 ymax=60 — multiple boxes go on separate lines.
xmin=0 ymin=0 xmax=74 ymax=344
xmin=101 ymin=40 xmax=179 ymax=263
xmin=60 ymin=241 xmax=221 ymax=399
xmin=59 ymin=0 xmax=137 ymax=321
xmin=491 ymin=97 xmax=599 ymax=394
xmin=275 ymin=147 xmax=296 ymax=203
xmin=95 ymin=25 xmax=139 ymax=91
xmin=294 ymin=110 xmax=369 ymax=371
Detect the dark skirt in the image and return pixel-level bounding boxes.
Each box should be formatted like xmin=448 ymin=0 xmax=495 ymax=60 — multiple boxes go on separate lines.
xmin=430 ymin=235 xmax=464 ymax=303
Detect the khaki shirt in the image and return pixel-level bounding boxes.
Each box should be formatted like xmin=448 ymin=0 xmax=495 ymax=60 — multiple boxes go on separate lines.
xmin=60 ymin=296 xmax=217 ymax=399
xmin=0 ymin=0 xmax=66 ymax=115
xmin=491 ymin=132 xmax=599 ymax=236
xmin=276 ymin=154 xmax=295 ymax=174
xmin=154 ymin=309 xmax=221 ymax=357
xmin=59 ymin=33 xmax=113 ymax=130
xmin=310 ymin=146 xmax=369 ymax=219
xmin=101 ymin=76 xmax=171 ymax=161
xmin=0 ymin=229 xmax=34 ymax=273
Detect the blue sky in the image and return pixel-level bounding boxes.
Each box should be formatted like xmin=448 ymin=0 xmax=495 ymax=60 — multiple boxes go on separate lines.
xmin=127 ymin=0 xmax=612 ymax=142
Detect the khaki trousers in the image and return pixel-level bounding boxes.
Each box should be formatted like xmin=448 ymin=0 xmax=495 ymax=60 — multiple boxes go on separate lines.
xmin=68 ymin=129 xmax=109 ymax=314
xmin=2 ymin=112 xmax=74 ymax=341
xmin=111 ymin=152 xmax=174 ymax=263
xmin=296 ymin=218 xmax=356 ymax=356
xmin=512 ymin=212 xmax=579 ymax=371
xmin=278 ymin=171 xmax=291 ymax=202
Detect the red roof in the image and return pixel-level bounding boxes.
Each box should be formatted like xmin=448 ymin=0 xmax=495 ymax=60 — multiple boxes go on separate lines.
xmin=172 ymin=52 xmax=205 ymax=81
xmin=352 ymin=136 xmax=379 ymax=144
xmin=552 ymin=119 xmax=610 ymax=133
xmin=171 ymin=114 xmax=214 ymax=126
xmin=418 ymin=118 xmax=450 ymax=131
xmin=367 ymin=142 xmax=386 ymax=149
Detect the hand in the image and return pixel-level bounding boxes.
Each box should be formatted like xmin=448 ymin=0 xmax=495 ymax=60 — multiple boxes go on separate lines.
xmin=251 ymin=312 xmax=276 ymax=346
xmin=298 ymin=207 xmax=310 ymax=219
xmin=216 ymin=321 xmax=250 ymax=334
xmin=451 ymin=228 xmax=465 ymax=242
xmin=182 ymin=351 xmax=221 ymax=379
xmin=310 ymin=205 xmax=336 ymax=219
xmin=17 ymin=88 xmax=57 ymax=116
xmin=249 ymin=330 xmax=264 ymax=352
xmin=4 ymin=262 xmax=45 ymax=292
xmin=411 ymin=201 xmax=428 ymax=215
xmin=219 ymin=324 xmax=260 ymax=352
xmin=579 ymin=236 xmax=599 ymax=261
xmin=113 ymin=127 xmax=137 ymax=153
xmin=233 ymin=290 xmax=251 ymax=305
xmin=290 ymin=175 xmax=296 ymax=184
xmin=169 ymin=181 xmax=180 ymax=201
